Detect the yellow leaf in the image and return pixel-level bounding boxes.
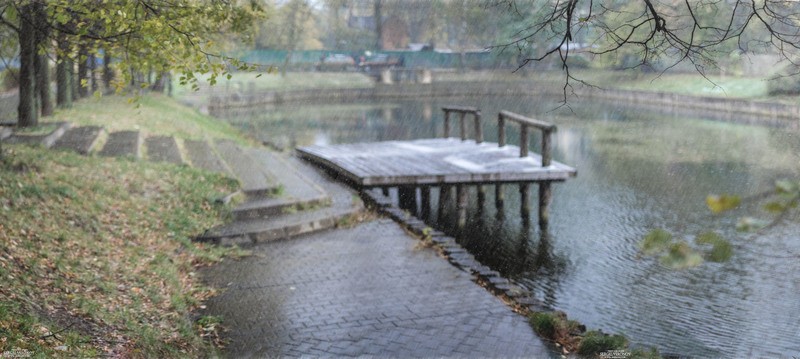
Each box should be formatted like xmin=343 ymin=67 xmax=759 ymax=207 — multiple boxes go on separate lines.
xmin=706 ymin=194 xmax=741 ymax=214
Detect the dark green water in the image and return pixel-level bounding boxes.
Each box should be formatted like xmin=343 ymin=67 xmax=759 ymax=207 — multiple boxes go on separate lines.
xmin=216 ymin=96 xmax=800 ymax=358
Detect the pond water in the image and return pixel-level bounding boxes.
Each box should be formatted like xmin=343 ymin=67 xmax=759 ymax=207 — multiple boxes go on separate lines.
xmin=216 ymin=95 xmax=800 ymax=358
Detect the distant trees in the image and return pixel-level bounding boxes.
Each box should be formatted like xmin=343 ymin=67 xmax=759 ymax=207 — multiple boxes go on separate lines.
xmin=318 ymin=0 xmax=498 ymax=53
xmin=0 ymin=0 xmax=264 ymax=127
xmin=495 ymin=1 xmax=800 ymax=91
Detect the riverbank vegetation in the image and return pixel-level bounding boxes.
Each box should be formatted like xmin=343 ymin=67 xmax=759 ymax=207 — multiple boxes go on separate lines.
xmin=529 ymin=311 xmax=661 ymax=358
xmin=0 ymin=95 xmax=249 ymax=357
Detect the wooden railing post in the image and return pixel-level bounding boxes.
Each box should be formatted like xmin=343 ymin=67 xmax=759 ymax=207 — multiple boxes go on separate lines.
xmin=519 ymin=125 xmax=529 ymax=158
xmin=459 ymin=112 xmax=467 ymax=141
xmin=474 ymin=111 xmax=483 ymax=144
xmin=443 ymin=110 xmax=451 ymax=138
xmin=442 ymin=106 xmax=480 ymax=142
xmin=498 ymin=114 xmax=506 ymax=147
xmin=541 ymin=129 xmax=552 ymax=167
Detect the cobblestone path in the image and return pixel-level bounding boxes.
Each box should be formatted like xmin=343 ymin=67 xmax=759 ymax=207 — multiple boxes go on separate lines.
xmin=201 ymin=219 xmax=555 ymax=358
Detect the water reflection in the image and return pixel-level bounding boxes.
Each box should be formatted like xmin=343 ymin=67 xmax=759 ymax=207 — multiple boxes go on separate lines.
xmin=215 ymin=96 xmax=800 ymax=358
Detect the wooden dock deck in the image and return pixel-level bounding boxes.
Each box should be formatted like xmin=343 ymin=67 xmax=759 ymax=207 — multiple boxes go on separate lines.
xmin=297 ymin=138 xmax=576 ymax=187
xmin=296 ymin=106 xmax=577 ymax=230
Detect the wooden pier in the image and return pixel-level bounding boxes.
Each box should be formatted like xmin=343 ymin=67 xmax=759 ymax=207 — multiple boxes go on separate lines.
xmin=297 ymin=106 xmax=577 ymax=229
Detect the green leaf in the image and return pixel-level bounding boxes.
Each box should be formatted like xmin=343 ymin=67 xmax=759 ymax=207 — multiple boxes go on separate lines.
xmin=659 ymin=241 xmax=704 ymax=269
xmin=696 ymin=232 xmax=733 ymax=262
xmin=641 ymin=229 xmax=672 ymax=256
xmin=763 ymin=201 xmax=786 ymax=214
xmin=706 ymin=194 xmax=741 ymax=214
xmin=735 ymin=217 xmax=769 ymax=232
xmin=775 ymin=180 xmax=798 ymax=194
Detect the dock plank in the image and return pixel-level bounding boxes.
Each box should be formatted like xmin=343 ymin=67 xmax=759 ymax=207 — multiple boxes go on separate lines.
xmin=297 ymin=138 xmax=576 ymax=187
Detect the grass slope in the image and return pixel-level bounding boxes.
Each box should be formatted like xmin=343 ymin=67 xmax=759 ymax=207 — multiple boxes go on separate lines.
xmin=49 ymin=94 xmax=251 ymax=143
xmin=0 ymin=95 xmax=247 ymax=358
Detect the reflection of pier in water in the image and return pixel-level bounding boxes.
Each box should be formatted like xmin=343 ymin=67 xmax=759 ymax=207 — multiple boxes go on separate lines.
xmin=298 ymin=106 xmax=577 ymax=230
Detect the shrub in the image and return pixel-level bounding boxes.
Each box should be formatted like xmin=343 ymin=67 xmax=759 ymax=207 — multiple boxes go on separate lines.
xmin=1 ymin=67 xmax=19 ymax=91
xmin=529 ymin=312 xmax=560 ymax=340
xmin=577 ymin=330 xmax=628 ymax=356
xmin=767 ymin=75 xmax=800 ymax=96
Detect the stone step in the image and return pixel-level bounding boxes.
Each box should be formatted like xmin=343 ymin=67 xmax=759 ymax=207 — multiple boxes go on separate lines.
xmin=231 ymin=148 xmax=331 ymax=220
xmin=2 ymin=122 xmax=71 ymax=148
xmin=184 ymin=139 xmax=232 ymax=175
xmin=52 ymin=125 xmax=104 ymax=155
xmin=145 ymin=135 xmax=184 ymax=164
xmin=99 ymin=130 xmax=141 ymax=158
xmin=214 ymin=139 xmax=279 ymax=197
xmin=197 ymin=206 xmax=360 ymax=245
xmin=196 ymin=153 xmax=364 ymax=245
xmin=232 ymin=193 xmax=330 ymax=220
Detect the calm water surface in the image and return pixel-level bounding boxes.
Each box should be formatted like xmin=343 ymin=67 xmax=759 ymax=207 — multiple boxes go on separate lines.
xmin=217 ymin=96 xmax=800 ymax=358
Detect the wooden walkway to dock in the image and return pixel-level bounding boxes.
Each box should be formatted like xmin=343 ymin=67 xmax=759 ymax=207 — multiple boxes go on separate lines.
xmin=297 ymin=107 xmax=577 ymax=229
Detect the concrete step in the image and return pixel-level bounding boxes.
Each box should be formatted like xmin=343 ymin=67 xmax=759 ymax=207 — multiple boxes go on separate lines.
xmin=145 ymin=135 xmax=184 ymax=164
xmin=196 ymin=153 xmax=364 ymax=245
xmin=214 ymin=139 xmax=279 ymax=197
xmin=197 ymin=206 xmax=359 ymax=245
xmin=184 ymin=139 xmax=231 ymax=175
xmin=99 ymin=130 xmax=141 ymax=158
xmin=232 ymin=194 xmax=330 ymax=220
xmin=231 ymin=148 xmax=330 ymax=220
xmin=2 ymin=122 xmax=71 ymax=148
xmin=52 ymin=125 xmax=104 ymax=155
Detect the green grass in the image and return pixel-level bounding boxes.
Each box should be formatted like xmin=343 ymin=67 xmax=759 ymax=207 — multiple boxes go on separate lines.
xmin=430 ymin=68 xmax=773 ymax=99
xmin=557 ymin=69 xmax=770 ymax=98
xmin=577 ymin=330 xmax=628 ymax=356
xmin=48 ymin=93 xmax=252 ymax=144
xmin=12 ymin=123 xmax=59 ymax=135
xmin=0 ymin=141 xmax=245 ymax=357
xmin=173 ymin=71 xmax=375 ymax=101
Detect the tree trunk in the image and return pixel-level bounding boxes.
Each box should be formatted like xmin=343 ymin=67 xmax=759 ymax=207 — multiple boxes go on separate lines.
xmin=72 ymin=61 xmax=80 ymax=100
xmin=77 ymin=45 xmax=89 ymax=98
xmin=151 ymin=72 xmax=166 ymax=92
xmin=103 ymin=52 xmax=113 ymax=94
xmin=18 ymin=3 xmax=39 ymax=127
xmin=374 ymin=0 xmax=383 ymax=50
xmin=56 ymin=34 xmax=73 ymax=108
xmin=281 ymin=2 xmax=298 ymax=77
xmin=35 ymin=4 xmax=53 ymax=117
xmin=89 ymin=53 xmax=98 ymax=94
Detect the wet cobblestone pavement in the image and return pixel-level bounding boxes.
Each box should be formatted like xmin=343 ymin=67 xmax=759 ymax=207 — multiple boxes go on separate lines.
xmin=201 ymin=219 xmax=555 ymax=358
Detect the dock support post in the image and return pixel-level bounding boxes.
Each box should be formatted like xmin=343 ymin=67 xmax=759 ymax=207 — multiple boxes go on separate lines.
xmin=456 ymin=185 xmax=468 ymax=230
xmin=520 ymin=183 xmax=531 ymax=228
xmin=495 ymin=184 xmax=504 ymax=209
xmin=538 ymin=181 xmax=552 ymax=230
xmin=421 ymin=186 xmax=431 ymax=220
xmin=398 ymin=186 xmax=416 ymax=214
xmin=477 ymin=185 xmax=486 ymax=216
xmin=438 ymin=185 xmax=451 ymax=223
xmin=382 ymin=186 xmax=389 ymax=197
xmin=495 ymin=184 xmax=505 ymax=220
